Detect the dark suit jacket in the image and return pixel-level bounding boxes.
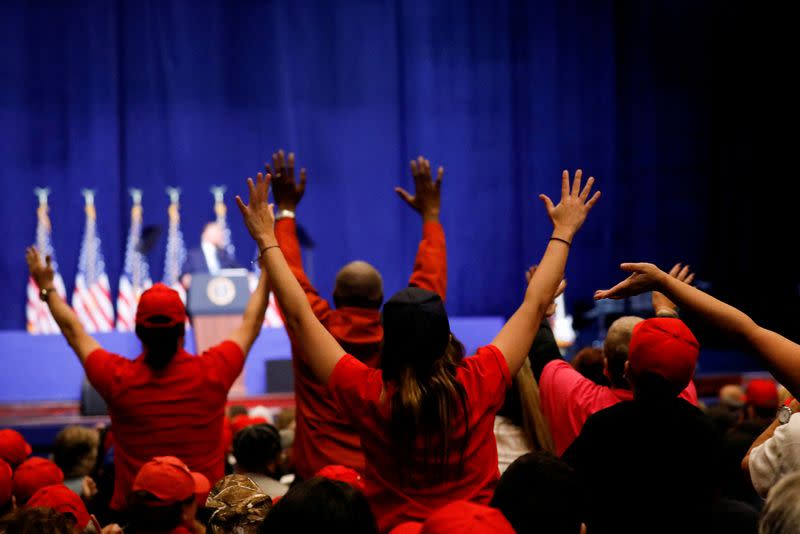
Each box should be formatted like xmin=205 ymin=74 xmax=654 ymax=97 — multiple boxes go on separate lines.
xmin=182 ymin=246 xmax=241 ymax=275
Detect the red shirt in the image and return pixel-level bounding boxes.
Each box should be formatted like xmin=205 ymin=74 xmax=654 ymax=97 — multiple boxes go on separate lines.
xmin=328 ymin=345 xmax=511 ymax=533
xmin=539 ymin=360 xmax=699 ymax=456
xmin=84 ymin=341 xmax=244 ymax=510
xmin=275 ymin=218 xmax=447 ymax=478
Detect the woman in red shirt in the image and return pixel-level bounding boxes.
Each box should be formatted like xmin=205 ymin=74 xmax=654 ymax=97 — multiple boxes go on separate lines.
xmin=236 ymin=167 xmax=600 ymax=531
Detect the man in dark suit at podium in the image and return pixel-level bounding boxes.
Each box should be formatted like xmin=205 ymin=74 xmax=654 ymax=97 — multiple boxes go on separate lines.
xmin=182 ymin=222 xmax=241 ymax=287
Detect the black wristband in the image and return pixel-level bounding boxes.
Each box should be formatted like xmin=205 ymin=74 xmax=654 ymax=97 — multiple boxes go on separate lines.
xmin=550 ymin=236 xmax=571 ymax=247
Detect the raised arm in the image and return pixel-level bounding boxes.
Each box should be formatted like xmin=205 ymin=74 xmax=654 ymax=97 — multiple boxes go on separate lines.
xmin=492 ymin=170 xmax=600 ymax=376
xmin=25 ymin=247 xmax=100 ymax=364
xmin=396 ymin=156 xmax=447 ymax=299
xmin=269 ymin=149 xmax=333 ymax=323
xmin=595 ymin=263 xmax=800 ymax=397
xmin=227 ymin=265 xmax=271 ymax=355
xmin=651 ymin=263 xmax=695 ymax=317
xmin=236 ymin=173 xmax=345 ymax=383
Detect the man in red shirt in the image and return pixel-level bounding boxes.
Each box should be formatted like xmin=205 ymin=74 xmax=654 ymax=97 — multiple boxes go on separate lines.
xmin=267 ymin=150 xmax=447 ymax=478
xmin=532 ymin=263 xmax=699 ymax=455
xmin=25 ymin=247 xmax=273 ymax=512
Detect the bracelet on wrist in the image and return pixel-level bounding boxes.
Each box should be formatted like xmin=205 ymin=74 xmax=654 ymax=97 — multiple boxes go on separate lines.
xmin=275 ymin=209 xmax=296 ymax=220
xmin=550 ymin=236 xmax=572 ymax=247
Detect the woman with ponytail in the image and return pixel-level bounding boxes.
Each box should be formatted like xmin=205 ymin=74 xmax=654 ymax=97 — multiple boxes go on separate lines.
xmin=236 ymin=168 xmax=600 ymax=532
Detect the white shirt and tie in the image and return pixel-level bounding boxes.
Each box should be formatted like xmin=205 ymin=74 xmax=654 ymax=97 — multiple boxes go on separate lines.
xmin=201 ymin=241 xmax=221 ymax=274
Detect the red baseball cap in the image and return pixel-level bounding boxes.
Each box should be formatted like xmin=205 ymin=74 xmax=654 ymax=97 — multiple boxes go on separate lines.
xmin=135 ymin=283 xmax=186 ymax=327
xmin=628 ymin=318 xmax=699 ymax=392
xmin=12 ymin=457 xmax=64 ymax=503
xmin=0 ymin=459 xmax=12 ymax=507
xmin=746 ymin=378 xmax=779 ymax=410
xmin=192 ymin=471 xmax=211 ymax=507
xmin=315 ymin=465 xmax=366 ymax=492
xmin=230 ymin=415 xmax=268 ymax=436
xmin=421 ymin=501 xmax=515 ymax=533
xmin=27 ymin=484 xmax=91 ymax=528
xmin=0 ymin=429 xmax=33 ymax=467
xmin=132 ymin=456 xmax=205 ymax=505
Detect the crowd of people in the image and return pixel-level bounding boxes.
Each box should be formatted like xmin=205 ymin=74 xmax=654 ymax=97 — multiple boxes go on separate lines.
xmin=2 ymin=151 xmax=800 ymax=533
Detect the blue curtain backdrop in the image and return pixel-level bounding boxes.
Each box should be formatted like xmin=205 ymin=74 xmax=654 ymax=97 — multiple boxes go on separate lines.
xmin=1 ymin=1 xmax=796 ymax=338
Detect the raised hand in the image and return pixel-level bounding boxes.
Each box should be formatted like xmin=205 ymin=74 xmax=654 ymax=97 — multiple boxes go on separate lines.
xmin=395 ymin=155 xmax=443 ymax=221
xmin=525 ymin=264 xmax=566 ymax=317
xmin=652 ymin=263 xmax=695 ymax=315
xmin=594 ymin=263 xmax=667 ymax=301
xmin=267 ymin=149 xmax=307 ymax=211
xmin=539 ymin=170 xmax=601 ymax=241
xmin=25 ymin=246 xmax=54 ymax=289
xmin=235 ymin=173 xmax=275 ymax=247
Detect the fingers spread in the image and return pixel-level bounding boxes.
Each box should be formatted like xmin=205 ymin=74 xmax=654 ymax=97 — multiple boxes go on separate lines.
xmin=561 ymin=170 xmax=569 ymax=199
xmin=395 ymin=187 xmax=414 ymax=204
xmin=586 ymin=191 xmax=601 ymax=209
xmin=579 ymin=176 xmax=595 ymax=201
xmin=539 ymin=194 xmax=555 ymax=213
xmin=571 ymin=169 xmax=582 ymax=197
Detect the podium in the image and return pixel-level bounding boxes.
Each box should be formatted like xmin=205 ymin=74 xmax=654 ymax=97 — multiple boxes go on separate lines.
xmin=188 ymin=269 xmax=251 ymax=396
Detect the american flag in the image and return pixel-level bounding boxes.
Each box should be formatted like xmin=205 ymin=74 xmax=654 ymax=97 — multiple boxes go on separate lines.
xmin=72 ymin=190 xmax=115 ymax=332
xmin=26 ymin=188 xmax=68 ymax=334
xmin=163 ymin=187 xmax=188 ymax=307
xmin=211 ymin=186 xmax=235 ymax=257
xmin=116 ymin=189 xmax=152 ymax=331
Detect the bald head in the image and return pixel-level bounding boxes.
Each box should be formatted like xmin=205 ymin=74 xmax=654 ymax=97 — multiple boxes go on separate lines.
xmin=603 ymin=316 xmax=644 ymax=389
xmin=333 ymin=261 xmax=384 ymax=309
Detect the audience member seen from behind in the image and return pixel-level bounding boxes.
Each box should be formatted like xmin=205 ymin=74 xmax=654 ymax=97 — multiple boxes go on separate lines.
xmin=232 ymin=424 xmax=288 ymax=499
xmin=535 ymin=263 xmax=699 ymax=456
xmin=52 ymin=426 xmax=99 ymax=500
xmin=721 ymin=379 xmax=779 ymax=505
xmin=759 ymin=470 xmax=800 ymax=534
xmin=570 ymin=347 xmax=608 ymax=386
xmin=25 ymin=483 xmax=111 ymax=533
xmin=400 ymin=500 xmax=516 ymax=533
xmin=268 ymin=151 xmax=449 ymax=478
xmin=562 ymin=318 xmax=721 ymax=534
xmin=24 ymin=240 xmax=273 ymax=514
xmin=126 ymin=456 xmax=206 ymax=534
xmin=205 ymin=474 xmax=272 ymax=534
xmin=490 ymin=452 xmax=586 ymax=534
xmin=0 ymin=430 xmax=32 ymax=469
xmin=742 ymin=397 xmax=800 ymax=498
xmin=258 ymin=476 xmax=377 ymax=534
xmin=236 ymin=169 xmax=600 ymax=530
xmin=706 ymin=384 xmax=746 ymax=436
xmin=12 ymin=458 xmax=64 ymax=506
xmin=0 ymin=506 xmax=75 ymax=534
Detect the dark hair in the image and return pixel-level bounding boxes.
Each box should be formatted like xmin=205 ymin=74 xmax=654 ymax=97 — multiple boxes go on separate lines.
xmin=0 ymin=507 xmax=74 ymax=534
xmin=53 ymin=425 xmax=99 ymax=478
xmin=571 ymin=347 xmax=610 ymax=386
xmin=233 ymin=423 xmax=282 ymax=474
xmin=380 ymin=288 xmax=470 ymax=484
xmin=127 ymin=491 xmax=192 ymax=533
xmin=633 ymin=371 xmax=684 ymax=399
xmin=227 ymin=405 xmax=249 ymax=419
xmin=135 ymin=315 xmax=185 ymax=371
xmin=491 ymin=452 xmax=586 ymax=534
xmin=259 ymin=477 xmax=377 ymax=534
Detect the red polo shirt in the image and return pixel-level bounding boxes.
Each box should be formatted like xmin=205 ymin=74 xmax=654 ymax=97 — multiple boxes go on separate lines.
xmin=329 ymin=344 xmax=511 ymax=533
xmin=275 ymin=218 xmax=447 ymax=478
xmin=84 ymin=340 xmax=244 ymax=510
xmin=539 ymin=359 xmax=699 ymax=456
